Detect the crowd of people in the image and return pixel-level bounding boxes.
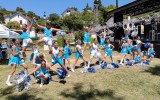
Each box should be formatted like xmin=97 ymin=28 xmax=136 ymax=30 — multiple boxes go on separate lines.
xmin=1 ymin=18 xmax=155 ymax=87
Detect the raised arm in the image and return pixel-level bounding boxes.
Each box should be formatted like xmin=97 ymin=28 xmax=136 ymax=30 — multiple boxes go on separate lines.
xmin=12 ymin=29 xmax=22 ymax=33
xmin=37 ymin=24 xmax=45 ymax=29
xmin=51 ymin=27 xmax=61 ymax=31
xmin=27 ymin=23 xmax=33 ymax=32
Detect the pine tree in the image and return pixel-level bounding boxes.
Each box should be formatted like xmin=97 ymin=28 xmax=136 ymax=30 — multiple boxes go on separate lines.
xmin=83 ymin=3 xmax=92 ymax=12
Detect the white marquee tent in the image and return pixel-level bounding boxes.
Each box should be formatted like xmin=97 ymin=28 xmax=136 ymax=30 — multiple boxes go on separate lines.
xmin=0 ymin=24 xmax=20 ymax=38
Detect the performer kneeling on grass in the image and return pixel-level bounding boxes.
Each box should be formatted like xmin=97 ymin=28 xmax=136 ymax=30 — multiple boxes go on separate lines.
xmin=88 ymin=38 xmax=102 ymax=67
xmin=104 ymin=39 xmax=114 ymax=63
xmin=6 ymin=39 xmax=28 ymax=86
xmin=32 ymin=52 xmax=60 ymax=75
xmin=51 ymin=42 xmax=70 ymax=77
xmin=36 ymin=20 xmax=61 ymax=54
xmin=28 ymin=60 xmax=49 ymax=87
xmin=72 ymin=39 xmax=87 ymax=72
xmin=62 ymin=39 xmax=74 ymax=72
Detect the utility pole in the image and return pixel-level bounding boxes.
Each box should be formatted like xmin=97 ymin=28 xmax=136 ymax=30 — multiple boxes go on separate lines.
xmin=116 ymin=0 xmax=118 ymax=8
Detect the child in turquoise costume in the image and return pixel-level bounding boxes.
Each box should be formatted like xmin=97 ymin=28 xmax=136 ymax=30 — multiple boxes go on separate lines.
xmin=104 ymin=39 xmax=114 ymax=63
xmin=51 ymin=42 xmax=70 ymax=77
xmin=63 ymin=39 xmax=74 ymax=72
xmin=120 ymin=40 xmax=128 ymax=65
xmin=28 ymin=60 xmax=50 ymax=87
xmin=72 ymin=40 xmax=87 ymax=72
xmin=83 ymin=27 xmax=91 ymax=50
xmin=6 ymin=39 xmax=28 ymax=86
xmin=36 ymin=20 xmax=61 ymax=54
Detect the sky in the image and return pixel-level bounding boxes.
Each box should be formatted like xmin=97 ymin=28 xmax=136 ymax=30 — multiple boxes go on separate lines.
xmin=0 ymin=0 xmax=135 ymax=17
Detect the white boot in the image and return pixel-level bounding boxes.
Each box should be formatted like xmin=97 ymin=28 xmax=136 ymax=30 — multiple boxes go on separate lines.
xmin=120 ymin=59 xmax=123 ymax=65
xmin=40 ymin=78 xmax=44 ymax=87
xmin=6 ymin=75 xmax=13 ymax=86
xmin=70 ymin=66 xmax=75 ymax=72
xmin=87 ymin=62 xmax=90 ymax=68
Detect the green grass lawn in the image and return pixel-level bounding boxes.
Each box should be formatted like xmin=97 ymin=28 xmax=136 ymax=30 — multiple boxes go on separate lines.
xmin=0 ymin=49 xmax=160 ymax=100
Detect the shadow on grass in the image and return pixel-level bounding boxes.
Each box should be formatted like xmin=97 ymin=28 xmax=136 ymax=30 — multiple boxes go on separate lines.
xmin=0 ymin=85 xmax=43 ymax=100
xmin=144 ymin=65 xmax=160 ymax=76
xmin=60 ymin=83 xmax=123 ymax=100
xmin=0 ymin=59 xmax=9 ymax=65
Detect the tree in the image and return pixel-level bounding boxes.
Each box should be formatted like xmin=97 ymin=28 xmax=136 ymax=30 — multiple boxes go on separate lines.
xmin=83 ymin=3 xmax=92 ymax=12
xmin=82 ymin=11 xmax=94 ymax=27
xmin=48 ymin=13 xmax=63 ymax=28
xmin=71 ymin=7 xmax=78 ymax=11
xmin=27 ymin=11 xmax=37 ymax=18
xmin=16 ymin=7 xmax=25 ymax=13
xmin=0 ymin=13 xmax=4 ymax=23
xmin=5 ymin=21 xmax=20 ymax=29
xmin=48 ymin=13 xmax=60 ymax=21
xmin=63 ymin=12 xmax=83 ymax=31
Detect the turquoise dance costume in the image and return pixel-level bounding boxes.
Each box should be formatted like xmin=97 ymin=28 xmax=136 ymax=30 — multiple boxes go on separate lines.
xmin=51 ymin=47 xmax=63 ymax=65
xmin=8 ymin=45 xmax=24 ymax=66
xmin=37 ymin=66 xmax=49 ymax=77
xmin=147 ymin=48 xmax=154 ymax=57
xmin=20 ymin=31 xmax=31 ymax=47
xmin=63 ymin=45 xmax=70 ymax=59
xmin=44 ymin=27 xmax=52 ymax=38
xmin=136 ymin=40 xmax=142 ymax=51
xmin=135 ymin=55 xmax=141 ymax=63
xmin=43 ymin=27 xmax=53 ymax=46
xmin=105 ymin=44 xmax=112 ymax=56
xmin=83 ymin=32 xmax=90 ymax=43
xmin=100 ymin=37 xmax=105 ymax=47
xmin=128 ymin=45 xmax=134 ymax=54
xmin=124 ymin=33 xmax=130 ymax=41
xmin=76 ymin=44 xmax=83 ymax=59
xmin=121 ymin=43 xmax=128 ymax=54
xmin=21 ymin=31 xmax=30 ymax=39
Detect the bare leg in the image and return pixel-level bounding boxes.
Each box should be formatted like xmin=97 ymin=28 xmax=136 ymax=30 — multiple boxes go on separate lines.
xmin=110 ymin=56 xmax=113 ymax=62
xmin=73 ymin=59 xmax=79 ymax=69
xmin=37 ymin=39 xmax=44 ymax=46
xmin=6 ymin=64 xmax=16 ymax=86
xmin=120 ymin=55 xmax=126 ymax=64
xmin=82 ymin=57 xmax=86 ymax=67
xmin=83 ymin=43 xmax=87 ymax=51
xmin=88 ymin=56 xmax=93 ymax=67
xmin=9 ymin=64 xmax=17 ymax=76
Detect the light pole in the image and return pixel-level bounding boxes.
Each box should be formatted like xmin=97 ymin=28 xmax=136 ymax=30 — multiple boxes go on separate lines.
xmin=43 ymin=11 xmax=46 ymax=26
xmin=94 ymin=0 xmax=99 ymax=26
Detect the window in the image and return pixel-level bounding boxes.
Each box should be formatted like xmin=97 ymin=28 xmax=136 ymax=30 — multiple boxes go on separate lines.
xmin=20 ymin=20 xmax=22 ymax=25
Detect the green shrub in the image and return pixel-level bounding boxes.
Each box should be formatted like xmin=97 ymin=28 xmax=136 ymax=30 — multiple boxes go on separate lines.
xmin=75 ymin=30 xmax=84 ymax=42
xmin=55 ymin=37 xmax=64 ymax=47
xmin=5 ymin=21 xmax=20 ymax=29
